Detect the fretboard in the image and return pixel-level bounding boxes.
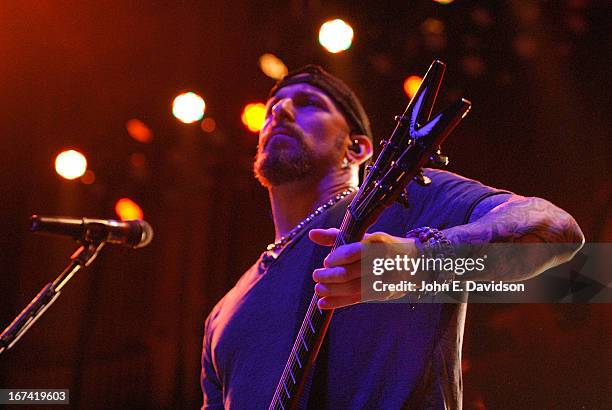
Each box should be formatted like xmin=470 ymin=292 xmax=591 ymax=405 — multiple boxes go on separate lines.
xmin=269 ymin=212 xmax=362 ymax=410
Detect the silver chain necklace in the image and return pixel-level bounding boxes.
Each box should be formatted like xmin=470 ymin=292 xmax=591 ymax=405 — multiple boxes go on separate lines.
xmin=266 ymin=187 xmax=356 ymax=252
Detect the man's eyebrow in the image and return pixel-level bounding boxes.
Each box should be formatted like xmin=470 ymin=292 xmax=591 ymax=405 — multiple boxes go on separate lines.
xmin=266 ymin=88 xmax=331 ymax=111
xmin=295 ymin=90 xmax=331 ymax=108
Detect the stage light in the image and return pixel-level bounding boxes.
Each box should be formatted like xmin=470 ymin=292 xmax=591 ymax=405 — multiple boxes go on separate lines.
xmin=421 ymin=18 xmax=445 ymax=35
xmin=172 ymin=92 xmax=205 ymax=124
xmin=241 ymin=103 xmax=266 ymax=133
xmin=318 ymin=19 xmax=354 ymax=53
xmin=259 ymin=53 xmax=289 ymax=80
xmin=201 ymin=117 xmax=216 ymax=133
xmin=55 ymin=150 xmax=87 ymax=180
xmin=130 ymin=152 xmax=146 ymax=168
xmin=115 ymin=198 xmax=143 ymax=221
xmin=126 ymin=118 xmax=153 ymax=143
xmin=80 ymin=170 xmax=96 ymax=185
xmin=403 ymin=75 xmax=423 ymax=99
xmin=433 ymin=0 xmax=454 ymax=4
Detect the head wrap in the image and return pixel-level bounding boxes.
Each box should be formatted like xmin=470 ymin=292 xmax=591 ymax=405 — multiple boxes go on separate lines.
xmin=269 ymin=65 xmax=372 ymax=139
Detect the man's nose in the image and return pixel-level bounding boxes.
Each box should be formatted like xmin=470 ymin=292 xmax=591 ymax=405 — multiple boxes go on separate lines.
xmin=271 ymin=98 xmax=295 ymax=122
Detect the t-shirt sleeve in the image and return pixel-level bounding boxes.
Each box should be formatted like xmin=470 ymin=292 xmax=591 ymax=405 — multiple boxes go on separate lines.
xmin=201 ymin=311 xmax=224 ymax=409
xmin=404 ymin=168 xmax=512 ymax=229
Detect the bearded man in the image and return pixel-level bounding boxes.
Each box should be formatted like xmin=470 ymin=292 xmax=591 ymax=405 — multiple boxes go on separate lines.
xmin=201 ymin=65 xmax=583 ymax=409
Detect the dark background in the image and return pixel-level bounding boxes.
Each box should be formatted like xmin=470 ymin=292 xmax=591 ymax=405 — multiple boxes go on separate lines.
xmin=0 ymin=1 xmax=609 ymax=408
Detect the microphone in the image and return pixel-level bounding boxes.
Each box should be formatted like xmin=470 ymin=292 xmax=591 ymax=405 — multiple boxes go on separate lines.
xmin=30 ymin=215 xmax=154 ymax=248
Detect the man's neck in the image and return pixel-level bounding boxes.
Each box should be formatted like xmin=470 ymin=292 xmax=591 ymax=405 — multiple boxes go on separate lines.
xmin=268 ymin=171 xmax=357 ymax=241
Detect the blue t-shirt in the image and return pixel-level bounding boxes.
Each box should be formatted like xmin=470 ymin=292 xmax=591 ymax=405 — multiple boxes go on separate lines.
xmin=202 ymin=169 xmax=510 ymax=409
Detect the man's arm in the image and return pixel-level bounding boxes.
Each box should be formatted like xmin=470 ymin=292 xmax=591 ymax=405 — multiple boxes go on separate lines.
xmin=444 ymin=194 xmax=585 ymax=281
xmin=310 ymin=194 xmax=585 ymax=309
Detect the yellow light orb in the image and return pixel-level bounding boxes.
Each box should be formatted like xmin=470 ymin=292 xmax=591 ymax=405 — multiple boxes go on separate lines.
xmin=172 ymin=92 xmax=205 ymax=124
xmin=403 ymin=75 xmax=423 ymax=99
xmin=241 ymin=103 xmax=267 ymax=133
xmin=318 ymin=19 xmax=354 ymax=54
xmin=55 ymin=150 xmax=87 ymax=180
xmin=433 ymin=0 xmax=454 ymax=4
xmin=115 ymin=198 xmax=144 ymax=221
xmin=259 ymin=53 xmax=289 ymax=80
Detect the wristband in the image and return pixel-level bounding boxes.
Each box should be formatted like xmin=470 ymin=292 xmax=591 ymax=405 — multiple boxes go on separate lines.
xmin=405 ymin=227 xmax=457 ymax=295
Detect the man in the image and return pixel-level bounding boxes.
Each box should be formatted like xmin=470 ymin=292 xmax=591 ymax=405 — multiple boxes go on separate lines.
xmin=201 ymin=65 xmax=583 ymax=409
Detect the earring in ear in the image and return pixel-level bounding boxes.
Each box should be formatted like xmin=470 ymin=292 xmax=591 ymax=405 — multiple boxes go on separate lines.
xmin=342 ymin=157 xmax=351 ymax=169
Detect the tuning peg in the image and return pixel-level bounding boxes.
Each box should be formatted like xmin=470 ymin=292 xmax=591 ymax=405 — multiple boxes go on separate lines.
xmin=429 ymin=148 xmax=449 ymax=167
xmin=414 ymin=171 xmax=432 ymax=186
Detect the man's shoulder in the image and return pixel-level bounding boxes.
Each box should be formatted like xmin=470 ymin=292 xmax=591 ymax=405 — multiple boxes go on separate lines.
xmin=402 ymin=167 xmax=511 ymax=227
xmin=421 ymin=167 xmax=486 ymax=186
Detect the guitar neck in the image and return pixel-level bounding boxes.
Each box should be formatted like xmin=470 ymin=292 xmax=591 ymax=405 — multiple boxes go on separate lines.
xmin=269 ymin=211 xmax=363 ymax=410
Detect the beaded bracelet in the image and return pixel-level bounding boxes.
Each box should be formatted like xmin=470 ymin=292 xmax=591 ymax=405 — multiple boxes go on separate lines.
xmin=405 ymin=226 xmax=457 ymax=295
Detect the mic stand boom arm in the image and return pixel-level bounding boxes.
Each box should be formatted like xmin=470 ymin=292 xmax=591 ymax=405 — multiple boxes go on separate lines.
xmin=0 ymin=240 xmax=105 ymax=354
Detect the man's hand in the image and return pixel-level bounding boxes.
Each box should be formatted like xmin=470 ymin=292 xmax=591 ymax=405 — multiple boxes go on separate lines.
xmin=309 ymin=228 xmax=419 ymax=310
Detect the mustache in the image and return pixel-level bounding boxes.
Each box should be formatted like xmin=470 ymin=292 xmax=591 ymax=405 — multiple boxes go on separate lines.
xmin=261 ymin=123 xmax=306 ymax=148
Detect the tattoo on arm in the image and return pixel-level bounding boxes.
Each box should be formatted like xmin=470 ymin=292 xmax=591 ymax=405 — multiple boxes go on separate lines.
xmin=444 ymin=196 xmax=585 ymax=281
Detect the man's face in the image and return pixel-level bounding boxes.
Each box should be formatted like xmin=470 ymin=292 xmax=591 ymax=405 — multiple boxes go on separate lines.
xmin=254 ymin=82 xmax=351 ymax=187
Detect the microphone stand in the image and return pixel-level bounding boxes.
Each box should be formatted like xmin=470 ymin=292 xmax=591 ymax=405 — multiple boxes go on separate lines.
xmin=0 ymin=240 xmax=105 ymax=354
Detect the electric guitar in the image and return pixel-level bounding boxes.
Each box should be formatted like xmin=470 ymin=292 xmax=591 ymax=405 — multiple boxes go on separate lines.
xmin=269 ymin=60 xmax=472 ymax=410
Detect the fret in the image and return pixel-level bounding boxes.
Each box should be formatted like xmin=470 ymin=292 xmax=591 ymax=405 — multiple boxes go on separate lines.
xmin=307 ymin=318 xmax=315 ymax=333
xmin=289 ymin=368 xmax=296 ymax=384
xmin=295 ymin=352 xmax=302 ymax=369
xmin=282 ymin=381 xmax=290 ymax=398
xmin=300 ymin=333 xmax=308 ymax=351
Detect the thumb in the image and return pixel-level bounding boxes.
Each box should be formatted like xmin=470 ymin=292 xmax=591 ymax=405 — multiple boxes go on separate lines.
xmin=309 ymin=228 xmax=340 ymax=247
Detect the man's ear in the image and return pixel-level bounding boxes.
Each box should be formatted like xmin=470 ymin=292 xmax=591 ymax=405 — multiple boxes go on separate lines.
xmin=346 ymin=134 xmax=373 ymax=166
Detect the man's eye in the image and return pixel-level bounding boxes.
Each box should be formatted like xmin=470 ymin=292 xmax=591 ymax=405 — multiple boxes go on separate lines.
xmin=305 ymin=99 xmax=322 ymax=108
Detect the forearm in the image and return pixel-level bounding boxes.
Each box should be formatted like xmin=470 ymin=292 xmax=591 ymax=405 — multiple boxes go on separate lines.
xmin=443 ymin=196 xmax=584 ymax=281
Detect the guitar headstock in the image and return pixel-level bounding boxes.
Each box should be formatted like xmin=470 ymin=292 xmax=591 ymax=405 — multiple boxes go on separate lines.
xmin=349 ymin=60 xmax=471 ymax=227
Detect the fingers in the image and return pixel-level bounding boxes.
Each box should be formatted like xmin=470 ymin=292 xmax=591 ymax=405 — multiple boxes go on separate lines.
xmin=317 ymin=295 xmax=361 ymax=310
xmin=309 ymin=228 xmax=340 ymax=246
xmin=315 ymin=277 xmax=361 ymax=298
xmin=323 ymin=242 xmax=363 ymax=267
xmin=321 ymin=231 xmax=405 ymax=268
xmin=312 ymin=262 xmax=361 ymax=284
xmin=313 ymin=263 xmax=362 ymax=309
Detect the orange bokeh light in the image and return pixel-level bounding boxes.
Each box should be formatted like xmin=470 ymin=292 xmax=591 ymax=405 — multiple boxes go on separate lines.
xmin=241 ymin=103 xmax=266 ymax=133
xmin=259 ymin=53 xmax=289 ymax=80
xmin=126 ymin=119 xmax=153 ymax=143
xmin=115 ymin=198 xmax=144 ymax=221
xmin=80 ymin=170 xmax=96 ymax=185
xmin=200 ymin=117 xmax=216 ymax=133
xmin=403 ymin=75 xmax=423 ymax=99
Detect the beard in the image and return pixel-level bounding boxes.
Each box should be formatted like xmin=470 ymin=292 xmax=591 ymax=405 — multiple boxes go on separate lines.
xmin=253 ymin=124 xmax=346 ymax=188
xmin=254 ymin=135 xmax=317 ymax=187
